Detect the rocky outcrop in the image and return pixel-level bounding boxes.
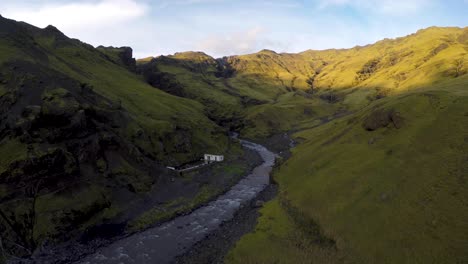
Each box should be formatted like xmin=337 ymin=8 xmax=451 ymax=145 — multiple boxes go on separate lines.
xmin=97 ymin=46 xmax=137 ymax=71
xmin=137 ymin=61 xmax=187 ymax=97
xmin=118 ymin=47 xmax=137 ymax=71
xmin=363 ymin=108 xmax=404 ymax=131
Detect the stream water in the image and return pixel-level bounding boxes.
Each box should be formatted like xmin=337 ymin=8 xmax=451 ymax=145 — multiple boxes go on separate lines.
xmin=78 ymin=140 xmax=275 ymax=264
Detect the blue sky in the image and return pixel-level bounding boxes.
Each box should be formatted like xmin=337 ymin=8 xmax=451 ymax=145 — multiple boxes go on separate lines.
xmin=1 ymin=0 xmax=467 ymax=58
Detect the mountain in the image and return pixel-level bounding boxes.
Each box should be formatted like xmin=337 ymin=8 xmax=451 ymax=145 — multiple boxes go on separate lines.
xmin=0 ymin=15 xmax=235 ymax=259
xmin=140 ymin=27 xmax=468 ymax=139
xmin=222 ymin=29 xmax=468 ymax=263
xmin=137 ymin=26 xmax=468 ymax=263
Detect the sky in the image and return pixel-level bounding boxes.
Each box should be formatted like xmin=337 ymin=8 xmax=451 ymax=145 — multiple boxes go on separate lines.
xmin=0 ymin=0 xmax=467 ymax=58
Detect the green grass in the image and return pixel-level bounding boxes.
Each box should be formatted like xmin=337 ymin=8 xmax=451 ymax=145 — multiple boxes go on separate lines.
xmin=227 ymin=198 xmax=341 ymax=264
xmin=127 ymin=185 xmax=219 ymax=232
xmin=34 ymin=185 xmax=110 ymax=241
xmin=26 ymin=23 xmax=230 ymax=164
xmin=127 ymin=197 xmax=187 ymax=232
xmin=0 ymin=85 xmax=7 ymax=97
xmin=223 ymin=164 xmax=245 ymax=175
xmin=0 ymin=138 xmax=28 ymax=174
xmin=228 ymin=85 xmax=468 ymax=263
xmin=223 ymin=27 xmax=468 ymax=261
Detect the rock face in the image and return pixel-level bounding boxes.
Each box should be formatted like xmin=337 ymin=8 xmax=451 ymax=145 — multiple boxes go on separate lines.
xmin=363 ymin=109 xmax=404 ymax=131
xmin=97 ymin=46 xmax=137 ymax=71
xmin=118 ymin=47 xmax=137 ymax=71
xmin=138 ymin=61 xmax=187 ymax=97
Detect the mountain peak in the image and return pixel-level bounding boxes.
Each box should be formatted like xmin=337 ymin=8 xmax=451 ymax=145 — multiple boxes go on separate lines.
xmin=170 ymin=51 xmax=215 ymax=62
xmin=44 ymin=24 xmax=62 ymax=33
xmin=42 ymin=24 xmax=67 ymax=39
xmin=259 ymin=49 xmax=277 ymax=54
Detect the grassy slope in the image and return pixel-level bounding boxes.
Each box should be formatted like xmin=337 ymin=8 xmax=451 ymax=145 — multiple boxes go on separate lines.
xmin=154 ymin=52 xmax=243 ymax=126
xmin=227 ymin=28 xmax=468 ymax=263
xmin=44 ymin=41 xmax=227 ymax=160
xmin=0 ymin=21 xmax=227 ymax=164
xmin=0 ymin=19 xmax=228 ymax=178
xmin=142 ymin=51 xmax=341 ymax=139
xmin=0 ymin=16 xmax=230 ymax=256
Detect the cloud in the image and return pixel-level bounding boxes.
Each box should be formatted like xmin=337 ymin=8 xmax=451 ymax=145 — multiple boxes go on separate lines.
xmin=157 ymin=0 xmax=228 ymax=9
xmin=317 ymin=0 xmax=433 ymax=15
xmin=2 ymin=0 xmax=148 ymax=31
xmin=157 ymin=0 xmax=301 ymax=9
xmin=255 ymin=1 xmax=301 ymax=8
xmin=196 ymin=26 xmax=290 ymax=57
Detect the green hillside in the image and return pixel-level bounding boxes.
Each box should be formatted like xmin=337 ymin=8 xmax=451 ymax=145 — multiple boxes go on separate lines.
xmin=226 ymin=28 xmax=468 ymax=263
xmin=139 ymin=51 xmax=338 ymax=139
xmin=0 ymin=15 xmax=231 ymax=258
xmin=140 ymin=27 xmax=467 ymax=140
xmin=135 ymin=30 xmax=467 ymax=264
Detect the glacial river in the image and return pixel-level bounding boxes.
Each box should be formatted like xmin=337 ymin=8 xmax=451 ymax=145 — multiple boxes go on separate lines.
xmin=78 ymin=140 xmax=275 ymax=264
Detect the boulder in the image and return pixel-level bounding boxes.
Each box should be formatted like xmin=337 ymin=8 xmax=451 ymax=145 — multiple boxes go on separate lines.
xmin=363 ymin=108 xmax=403 ymax=131
xmin=253 ymin=200 xmax=265 ymax=208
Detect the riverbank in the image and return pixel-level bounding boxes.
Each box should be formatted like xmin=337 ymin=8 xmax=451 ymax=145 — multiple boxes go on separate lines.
xmin=10 ymin=142 xmax=262 ymax=264
xmin=173 ymin=134 xmax=294 ymax=264
xmin=75 ymin=140 xmax=276 ymax=264
xmin=174 ymin=183 xmax=278 ymax=264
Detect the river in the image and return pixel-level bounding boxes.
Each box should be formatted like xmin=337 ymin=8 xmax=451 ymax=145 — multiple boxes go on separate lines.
xmin=78 ymin=139 xmax=275 ymax=264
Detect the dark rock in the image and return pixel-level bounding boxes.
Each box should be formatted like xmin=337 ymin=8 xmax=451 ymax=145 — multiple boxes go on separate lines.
xmin=319 ymin=92 xmax=344 ymax=103
xmin=118 ymin=47 xmax=137 ymax=71
xmin=138 ymin=65 xmax=186 ymax=97
xmin=41 ymin=90 xmax=80 ymax=124
xmin=253 ymin=200 xmax=265 ymax=208
xmin=363 ymin=108 xmax=404 ymax=131
xmin=97 ymin=46 xmax=136 ymax=71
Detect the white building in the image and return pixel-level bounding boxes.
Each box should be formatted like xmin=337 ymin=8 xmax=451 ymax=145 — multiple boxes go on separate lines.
xmin=204 ymin=154 xmax=224 ymax=163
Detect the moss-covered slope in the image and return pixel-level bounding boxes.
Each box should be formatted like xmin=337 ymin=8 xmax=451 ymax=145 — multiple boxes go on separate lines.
xmin=226 ymin=28 xmax=468 ymax=264
xmin=0 ymin=15 xmax=229 ymax=258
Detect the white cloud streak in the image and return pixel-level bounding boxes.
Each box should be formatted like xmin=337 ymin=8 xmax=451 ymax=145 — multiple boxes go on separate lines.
xmin=317 ymin=0 xmax=433 ymax=15
xmin=2 ymin=0 xmax=148 ymax=30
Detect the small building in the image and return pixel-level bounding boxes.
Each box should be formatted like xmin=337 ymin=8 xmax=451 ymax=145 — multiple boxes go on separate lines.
xmin=204 ymin=154 xmax=224 ymax=163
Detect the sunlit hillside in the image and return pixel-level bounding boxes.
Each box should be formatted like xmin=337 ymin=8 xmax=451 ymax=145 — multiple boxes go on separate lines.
xmin=223 ymin=27 xmax=468 ymax=264
xmin=139 ymin=26 xmax=467 ymax=139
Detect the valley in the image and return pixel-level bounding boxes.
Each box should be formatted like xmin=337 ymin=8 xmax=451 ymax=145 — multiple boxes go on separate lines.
xmin=0 ymin=13 xmax=467 ymax=264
